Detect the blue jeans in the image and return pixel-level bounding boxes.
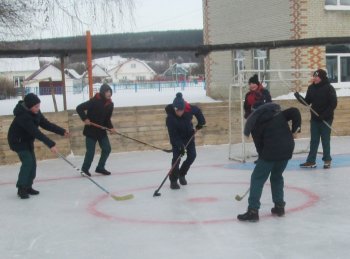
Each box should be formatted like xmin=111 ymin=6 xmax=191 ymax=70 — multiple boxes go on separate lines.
xmin=307 ymin=119 xmax=332 ymax=163
xmin=248 ymin=159 xmax=289 ymax=210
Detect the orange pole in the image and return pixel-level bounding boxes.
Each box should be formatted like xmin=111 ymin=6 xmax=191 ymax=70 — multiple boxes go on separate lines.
xmin=86 ymin=31 xmax=93 ymax=99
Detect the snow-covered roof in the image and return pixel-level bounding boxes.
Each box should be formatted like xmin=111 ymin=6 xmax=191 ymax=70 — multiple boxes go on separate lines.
xmin=65 ymin=69 xmax=82 ymax=79
xmin=92 ymin=55 xmax=127 ymax=71
xmin=0 ymin=57 xmax=40 ymax=72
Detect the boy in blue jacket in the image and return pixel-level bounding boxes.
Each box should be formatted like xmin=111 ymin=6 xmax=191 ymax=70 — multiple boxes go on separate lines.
xmin=165 ymin=92 xmax=206 ymax=190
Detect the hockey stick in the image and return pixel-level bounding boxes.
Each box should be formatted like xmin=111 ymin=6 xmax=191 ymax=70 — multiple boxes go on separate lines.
xmin=235 ymin=188 xmax=250 ymax=201
xmin=89 ymin=122 xmax=172 ymax=153
xmin=294 ymin=95 xmax=338 ymax=134
xmin=153 ymin=133 xmax=196 ymax=197
xmin=57 ymin=153 xmax=134 ymax=201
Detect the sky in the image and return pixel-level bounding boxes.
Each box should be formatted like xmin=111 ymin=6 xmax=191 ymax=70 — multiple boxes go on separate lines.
xmin=34 ymin=0 xmax=203 ymax=39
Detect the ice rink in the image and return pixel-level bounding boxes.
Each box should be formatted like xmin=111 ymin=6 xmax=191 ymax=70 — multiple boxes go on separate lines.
xmin=1 ymin=136 xmax=350 ymax=259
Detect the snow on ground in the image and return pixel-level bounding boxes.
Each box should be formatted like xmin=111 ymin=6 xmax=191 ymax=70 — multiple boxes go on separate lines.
xmin=0 ymin=87 xmax=219 ymax=116
xmin=1 ymin=137 xmax=350 ymax=259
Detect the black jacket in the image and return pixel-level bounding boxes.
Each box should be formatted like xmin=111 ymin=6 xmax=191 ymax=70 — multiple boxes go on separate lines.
xmin=244 ymin=103 xmax=301 ymax=161
xmin=8 ymin=101 xmax=65 ymax=152
xmin=165 ymin=102 xmax=206 ymax=150
xmin=76 ymin=93 xmax=114 ymax=140
xmin=295 ymin=79 xmax=337 ymax=121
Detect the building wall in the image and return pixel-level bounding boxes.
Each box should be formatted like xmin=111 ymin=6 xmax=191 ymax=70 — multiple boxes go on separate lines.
xmin=110 ymin=60 xmax=155 ymax=82
xmin=204 ymin=0 xmax=350 ymax=99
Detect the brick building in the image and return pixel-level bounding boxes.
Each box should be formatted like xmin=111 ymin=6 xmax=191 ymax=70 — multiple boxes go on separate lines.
xmin=203 ymin=0 xmax=350 ymax=99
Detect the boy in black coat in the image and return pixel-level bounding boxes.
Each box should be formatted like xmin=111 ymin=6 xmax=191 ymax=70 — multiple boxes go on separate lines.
xmin=237 ymin=103 xmax=301 ymax=222
xmin=165 ymin=92 xmax=206 ymax=189
xmin=76 ymin=84 xmax=116 ymax=176
xmin=294 ymin=69 xmax=337 ymax=169
xmin=8 ymin=93 xmax=69 ymax=199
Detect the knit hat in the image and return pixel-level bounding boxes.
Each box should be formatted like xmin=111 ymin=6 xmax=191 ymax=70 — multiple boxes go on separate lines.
xmin=248 ymin=74 xmax=259 ymax=85
xmin=173 ymin=92 xmax=185 ymax=110
xmin=99 ymin=83 xmax=112 ymax=98
xmin=24 ymin=93 xmax=41 ymax=109
xmin=313 ymin=69 xmax=327 ymax=81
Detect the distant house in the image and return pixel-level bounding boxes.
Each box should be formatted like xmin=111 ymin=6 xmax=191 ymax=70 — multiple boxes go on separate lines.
xmin=82 ymin=64 xmax=111 ymax=84
xmin=0 ymin=57 xmax=40 ymax=88
xmin=25 ymin=64 xmax=76 ymax=95
xmin=108 ymin=58 xmax=156 ymax=83
xmin=162 ymin=63 xmax=188 ymax=81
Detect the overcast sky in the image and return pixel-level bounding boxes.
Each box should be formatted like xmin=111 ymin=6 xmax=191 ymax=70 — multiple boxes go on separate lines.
xmin=128 ymin=0 xmax=203 ymax=32
xmin=34 ymin=0 xmax=203 ymax=39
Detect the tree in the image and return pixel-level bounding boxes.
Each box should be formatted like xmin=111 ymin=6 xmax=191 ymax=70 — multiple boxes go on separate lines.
xmin=0 ymin=0 xmax=135 ymax=40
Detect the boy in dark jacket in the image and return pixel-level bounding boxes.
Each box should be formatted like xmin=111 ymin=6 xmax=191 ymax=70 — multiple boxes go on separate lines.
xmin=294 ymin=69 xmax=337 ymax=169
xmin=244 ymin=74 xmax=272 ymax=119
xmin=76 ymin=84 xmax=116 ymax=176
xmin=8 ymin=93 xmax=69 ymax=199
xmin=165 ymin=92 xmax=206 ymax=190
xmin=237 ymin=103 xmax=301 ymax=222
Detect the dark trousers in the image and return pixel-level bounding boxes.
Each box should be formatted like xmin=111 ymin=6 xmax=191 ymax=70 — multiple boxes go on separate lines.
xmin=16 ymin=150 xmax=37 ymax=188
xmin=169 ymin=140 xmax=196 ymax=182
xmin=82 ymin=136 xmax=111 ymax=171
xmin=248 ymin=159 xmax=289 ymax=210
xmin=307 ymin=119 xmax=332 ymax=163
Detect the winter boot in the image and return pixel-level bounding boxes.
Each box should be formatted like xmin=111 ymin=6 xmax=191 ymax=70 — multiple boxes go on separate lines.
xmin=27 ymin=187 xmax=40 ymax=195
xmin=170 ymin=181 xmax=180 ymax=190
xmin=237 ymin=208 xmax=259 ymax=222
xmin=81 ymin=168 xmax=91 ymax=177
xmin=271 ymin=205 xmax=285 ymax=217
xmin=95 ymin=168 xmax=111 ymax=175
xmin=17 ymin=187 xmax=29 ymax=199
xmin=299 ymin=162 xmax=316 ymax=168
xmin=323 ymin=161 xmax=331 ymax=169
xmin=179 ymin=176 xmax=187 ymax=185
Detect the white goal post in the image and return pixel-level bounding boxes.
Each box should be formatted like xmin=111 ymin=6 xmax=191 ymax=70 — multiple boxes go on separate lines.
xmin=228 ymin=69 xmax=314 ymax=162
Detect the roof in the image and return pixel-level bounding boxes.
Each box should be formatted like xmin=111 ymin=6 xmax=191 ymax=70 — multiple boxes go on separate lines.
xmin=64 ymin=68 xmax=82 ymax=79
xmin=110 ymin=58 xmax=156 ymax=75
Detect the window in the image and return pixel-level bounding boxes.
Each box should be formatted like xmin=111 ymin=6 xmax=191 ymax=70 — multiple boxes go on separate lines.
xmin=136 ymin=76 xmax=146 ymax=81
xmin=233 ymin=50 xmax=245 ymax=78
xmin=326 ymin=0 xmax=350 ymax=5
xmin=253 ymin=49 xmax=267 ymax=81
xmin=131 ymin=63 xmax=136 ymax=68
xmin=13 ymin=76 xmax=24 ymax=88
xmin=325 ymin=0 xmax=350 ymax=10
xmin=326 ymin=53 xmax=350 ymax=86
xmin=340 ymin=56 xmax=350 ymax=82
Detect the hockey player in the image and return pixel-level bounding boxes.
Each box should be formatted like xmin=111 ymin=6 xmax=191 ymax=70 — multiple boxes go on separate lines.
xmin=243 ymin=74 xmax=272 ymax=119
xmin=294 ymin=69 xmax=337 ymax=169
xmin=8 ymin=93 xmax=69 ymax=199
xmin=76 ymin=83 xmax=117 ymax=177
xmin=237 ymin=103 xmax=301 ymax=222
xmin=165 ymin=92 xmax=206 ymax=190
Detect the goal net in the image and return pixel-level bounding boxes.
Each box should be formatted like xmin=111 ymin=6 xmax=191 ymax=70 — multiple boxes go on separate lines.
xmin=228 ymin=69 xmax=314 ymax=162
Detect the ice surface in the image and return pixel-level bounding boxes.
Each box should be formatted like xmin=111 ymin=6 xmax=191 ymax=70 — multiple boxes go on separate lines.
xmin=1 ymin=137 xmax=350 ymax=259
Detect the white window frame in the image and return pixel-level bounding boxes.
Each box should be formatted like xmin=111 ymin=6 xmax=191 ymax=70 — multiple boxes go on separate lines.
xmin=233 ymin=50 xmax=245 ymax=80
xmin=326 ymin=53 xmax=350 ymax=88
xmin=325 ymin=0 xmax=350 ymax=10
xmin=253 ymin=49 xmax=267 ymax=82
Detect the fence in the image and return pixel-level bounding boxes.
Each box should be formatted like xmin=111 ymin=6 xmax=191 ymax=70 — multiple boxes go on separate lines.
xmin=18 ymin=80 xmax=206 ymax=96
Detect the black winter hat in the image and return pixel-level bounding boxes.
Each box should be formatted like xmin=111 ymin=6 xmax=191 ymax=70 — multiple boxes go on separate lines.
xmin=248 ymin=74 xmax=259 ymax=85
xmin=99 ymin=83 xmax=112 ymax=97
xmin=313 ymin=69 xmax=327 ymax=81
xmin=173 ymin=92 xmax=185 ymax=110
xmin=24 ymin=93 xmax=41 ymax=109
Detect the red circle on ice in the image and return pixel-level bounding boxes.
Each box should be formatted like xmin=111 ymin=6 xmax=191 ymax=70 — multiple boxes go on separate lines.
xmin=87 ymin=182 xmax=319 ymax=225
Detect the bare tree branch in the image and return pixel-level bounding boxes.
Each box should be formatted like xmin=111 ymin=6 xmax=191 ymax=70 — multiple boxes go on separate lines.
xmin=0 ymin=0 xmax=135 ymax=40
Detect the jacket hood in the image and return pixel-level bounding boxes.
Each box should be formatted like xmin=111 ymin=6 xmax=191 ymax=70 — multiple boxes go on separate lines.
xmin=13 ymin=101 xmax=30 ymax=116
xmin=244 ymin=102 xmax=281 ymax=136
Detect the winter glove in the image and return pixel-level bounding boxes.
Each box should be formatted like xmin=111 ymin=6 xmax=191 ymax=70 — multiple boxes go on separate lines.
xmin=179 ymin=145 xmax=186 ymax=157
xmin=195 ymin=124 xmax=205 ymax=130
